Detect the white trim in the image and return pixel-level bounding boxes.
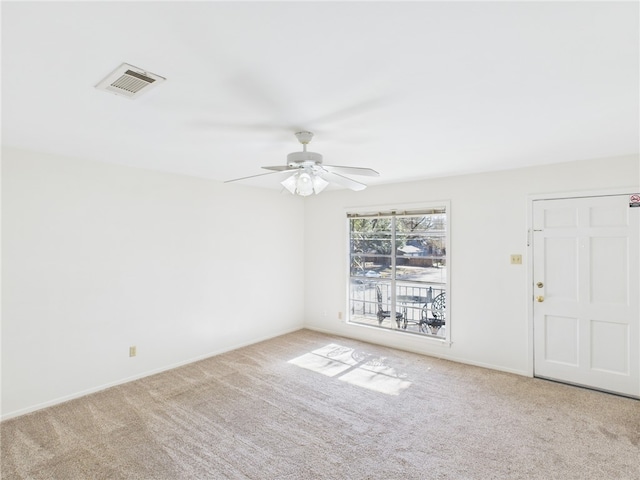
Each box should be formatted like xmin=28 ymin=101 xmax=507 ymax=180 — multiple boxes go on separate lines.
xmin=342 ymin=319 xmax=452 ymax=347
xmin=306 ymin=326 xmax=527 ymax=377
xmin=344 ymin=200 xmax=449 ymax=216
xmin=528 ymin=186 xmax=640 ymax=202
xmin=0 ymin=326 xmax=303 ymax=421
xmin=525 ymin=185 xmax=640 ymax=377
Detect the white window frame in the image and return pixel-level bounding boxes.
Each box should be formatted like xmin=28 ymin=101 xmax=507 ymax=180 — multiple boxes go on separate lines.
xmin=345 ymin=201 xmax=451 ymax=344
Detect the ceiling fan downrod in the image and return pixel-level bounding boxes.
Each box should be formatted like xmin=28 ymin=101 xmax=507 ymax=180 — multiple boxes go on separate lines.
xmin=288 ymin=131 xmax=322 ymax=166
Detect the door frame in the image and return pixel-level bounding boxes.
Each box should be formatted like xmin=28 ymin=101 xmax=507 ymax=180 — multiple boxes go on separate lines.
xmin=526 ymin=186 xmax=640 ymax=378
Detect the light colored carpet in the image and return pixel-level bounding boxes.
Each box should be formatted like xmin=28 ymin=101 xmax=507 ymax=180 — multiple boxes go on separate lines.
xmin=2 ymin=329 xmax=639 ymax=479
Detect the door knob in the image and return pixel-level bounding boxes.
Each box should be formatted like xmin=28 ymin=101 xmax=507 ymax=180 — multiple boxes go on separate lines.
xmin=536 ymin=282 xmax=544 ymax=288
xmin=536 ymin=296 xmax=544 ymax=302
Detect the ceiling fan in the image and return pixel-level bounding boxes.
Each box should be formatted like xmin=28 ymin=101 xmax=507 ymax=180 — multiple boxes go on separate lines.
xmin=224 ymin=131 xmax=379 ymax=196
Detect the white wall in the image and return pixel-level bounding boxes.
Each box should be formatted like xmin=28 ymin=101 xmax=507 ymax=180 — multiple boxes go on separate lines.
xmin=3 ymin=150 xmax=638 ymax=419
xmin=303 ymin=155 xmax=640 ymax=375
xmin=1 ymin=147 xmax=305 ymax=419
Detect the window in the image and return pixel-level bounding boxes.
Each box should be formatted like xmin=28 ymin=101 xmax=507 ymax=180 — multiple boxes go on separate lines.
xmin=348 ymin=206 xmax=449 ymax=339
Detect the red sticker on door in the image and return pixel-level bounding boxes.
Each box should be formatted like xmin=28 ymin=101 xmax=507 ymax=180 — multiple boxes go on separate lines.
xmin=630 ymin=194 xmax=640 ymax=207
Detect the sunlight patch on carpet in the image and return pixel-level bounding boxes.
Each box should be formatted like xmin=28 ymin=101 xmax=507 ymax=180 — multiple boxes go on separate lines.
xmin=288 ymin=343 xmax=411 ymax=395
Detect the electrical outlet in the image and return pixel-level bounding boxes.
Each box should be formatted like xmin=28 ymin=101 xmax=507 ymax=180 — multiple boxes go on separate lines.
xmin=510 ymin=254 xmax=523 ymax=265
xmin=129 ymin=346 xmax=137 ymax=357
xmin=338 ymin=312 xmax=343 ymax=320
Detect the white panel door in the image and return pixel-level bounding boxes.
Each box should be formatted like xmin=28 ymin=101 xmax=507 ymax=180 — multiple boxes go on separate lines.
xmin=533 ymin=195 xmax=639 ymax=396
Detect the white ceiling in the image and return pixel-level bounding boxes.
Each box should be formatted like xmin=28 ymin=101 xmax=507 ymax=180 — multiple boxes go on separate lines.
xmin=2 ymin=1 xmax=639 ymax=190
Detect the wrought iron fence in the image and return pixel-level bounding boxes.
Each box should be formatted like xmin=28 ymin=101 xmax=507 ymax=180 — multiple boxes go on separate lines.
xmin=349 ymin=281 xmax=446 ymax=336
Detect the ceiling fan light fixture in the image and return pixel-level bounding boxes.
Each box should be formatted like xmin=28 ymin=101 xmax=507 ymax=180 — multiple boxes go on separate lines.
xmin=281 ymin=170 xmax=328 ymax=196
xmin=297 ymin=172 xmax=314 ymax=196
xmin=312 ymin=174 xmax=329 ymax=194
xmin=281 ymin=173 xmax=298 ymax=194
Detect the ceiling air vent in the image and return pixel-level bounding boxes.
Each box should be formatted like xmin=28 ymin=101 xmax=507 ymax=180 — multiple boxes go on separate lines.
xmin=95 ymin=63 xmax=165 ymax=99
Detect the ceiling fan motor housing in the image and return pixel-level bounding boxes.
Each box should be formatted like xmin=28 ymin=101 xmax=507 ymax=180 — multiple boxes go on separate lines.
xmin=287 ymin=151 xmax=323 ymax=167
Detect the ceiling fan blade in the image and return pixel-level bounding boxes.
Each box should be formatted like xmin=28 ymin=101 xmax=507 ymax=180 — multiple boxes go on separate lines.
xmin=262 ymin=165 xmax=297 ymax=172
xmin=316 ymin=170 xmax=367 ymax=191
xmin=308 ymin=96 xmax=388 ymax=127
xmin=187 ymin=120 xmax=298 ymax=134
xmin=224 ymin=170 xmax=295 ymax=184
xmin=227 ymin=72 xmax=301 ymax=123
xmin=323 ymin=165 xmax=380 ymax=177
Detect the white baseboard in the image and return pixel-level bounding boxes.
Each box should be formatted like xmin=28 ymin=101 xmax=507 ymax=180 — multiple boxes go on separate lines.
xmin=1 ymin=326 xmax=304 ymax=421
xmin=304 ymin=325 xmax=530 ymax=378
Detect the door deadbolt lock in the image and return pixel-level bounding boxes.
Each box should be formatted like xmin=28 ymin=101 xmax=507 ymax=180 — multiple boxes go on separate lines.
xmin=536 ymin=282 xmax=544 ymax=288
xmin=536 ymin=296 xmax=544 ymax=302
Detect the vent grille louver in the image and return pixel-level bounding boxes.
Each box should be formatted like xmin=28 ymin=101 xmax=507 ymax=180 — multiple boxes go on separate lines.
xmin=95 ymin=63 xmax=165 ymax=99
xmin=111 ymin=70 xmax=155 ymax=94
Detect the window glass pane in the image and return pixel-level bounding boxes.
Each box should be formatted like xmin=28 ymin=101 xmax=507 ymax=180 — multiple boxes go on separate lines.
xmin=348 ymin=208 xmax=448 ymax=339
xmin=350 ymin=217 xmax=392 ymax=279
xmin=395 ymin=213 xmax=447 ymax=284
